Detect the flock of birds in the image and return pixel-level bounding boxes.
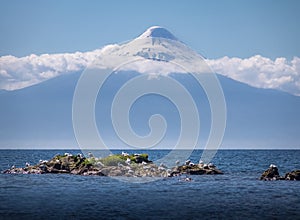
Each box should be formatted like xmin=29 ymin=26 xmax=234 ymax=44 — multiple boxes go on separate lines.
xmin=184 ymin=159 xmax=216 ymax=169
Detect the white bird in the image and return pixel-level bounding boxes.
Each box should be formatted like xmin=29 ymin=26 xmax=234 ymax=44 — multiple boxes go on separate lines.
xmin=64 ymin=153 xmax=73 ymax=157
xmin=25 ymin=162 xmax=30 ymax=167
xmin=39 ymin=160 xmax=48 ymax=164
xmin=185 ymin=160 xmax=191 ymax=165
xmin=208 ymin=162 xmax=216 ymax=168
xmin=125 ymin=158 xmax=131 ymax=165
xmin=184 ymin=177 xmax=192 ymax=182
xmin=270 ymin=164 xmax=277 ymax=168
xmin=88 ymin=152 xmax=94 ymax=158
xmin=179 ymin=177 xmax=192 ymax=182
xmin=175 ymin=160 xmax=180 ymax=166
xmin=189 ymin=162 xmax=195 ymax=166
xmin=158 ymin=166 xmax=165 ymax=171
xmin=160 ymin=163 xmax=167 ymax=168
xmin=77 ymin=153 xmax=83 ymax=158
xmin=122 ymin=151 xmax=129 ymax=157
xmin=142 ymin=161 xmax=147 ymax=165
xmin=203 ymin=164 xmax=209 ymax=169
xmin=134 ymin=153 xmax=140 ymax=156
xmin=198 ymin=160 xmax=204 ymax=168
xmin=11 ymin=165 xmax=16 ymax=169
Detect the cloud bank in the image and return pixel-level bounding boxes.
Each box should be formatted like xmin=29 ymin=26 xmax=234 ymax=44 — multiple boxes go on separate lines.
xmin=0 ymin=47 xmax=299 ymax=95
xmin=0 ymin=49 xmax=105 ymax=90
xmin=207 ymin=55 xmax=300 ymax=96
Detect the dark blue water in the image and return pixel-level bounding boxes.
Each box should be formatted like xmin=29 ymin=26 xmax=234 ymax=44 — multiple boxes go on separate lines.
xmin=0 ymin=150 xmax=300 ymax=219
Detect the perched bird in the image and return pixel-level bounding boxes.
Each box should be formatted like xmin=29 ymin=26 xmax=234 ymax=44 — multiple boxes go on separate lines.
xmin=122 ymin=151 xmax=129 ymax=157
xmin=125 ymin=158 xmax=131 ymax=165
xmin=25 ymin=162 xmax=30 ymax=167
xmin=198 ymin=160 xmax=204 ymax=168
xmin=208 ymin=163 xmax=216 ymax=168
xmin=39 ymin=160 xmax=48 ymax=164
xmin=185 ymin=160 xmax=191 ymax=165
xmin=160 ymin=163 xmax=167 ymax=168
xmin=175 ymin=160 xmax=180 ymax=166
xmin=64 ymin=153 xmax=73 ymax=157
xmin=158 ymin=166 xmax=166 ymax=171
xmin=270 ymin=164 xmax=277 ymax=168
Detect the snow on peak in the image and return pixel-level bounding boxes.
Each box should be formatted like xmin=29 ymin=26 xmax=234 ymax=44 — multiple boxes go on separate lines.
xmin=137 ymin=26 xmax=178 ymax=41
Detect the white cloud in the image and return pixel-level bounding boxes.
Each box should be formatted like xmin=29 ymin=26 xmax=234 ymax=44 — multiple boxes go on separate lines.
xmin=0 ymin=46 xmax=300 ymax=96
xmin=0 ymin=46 xmax=115 ymax=90
xmin=207 ymin=55 xmax=300 ymax=96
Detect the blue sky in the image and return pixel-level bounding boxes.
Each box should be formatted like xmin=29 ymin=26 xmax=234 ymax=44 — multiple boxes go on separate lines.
xmin=1 ymin=0 xmax=299 ymax=59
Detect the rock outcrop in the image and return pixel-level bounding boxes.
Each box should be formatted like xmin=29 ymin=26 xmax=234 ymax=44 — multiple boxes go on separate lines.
xmin=3 ymin=153 xmax=223 ymax=178
xmin=285 ymin=170 xmax=300 ymax=180
xmin=260 ymin=164 xmax=282 ymax=180
xmin=260 ymin=164 xmax=300 ymax=181
xmin=169 ymin=163 xmax=223 ymax=177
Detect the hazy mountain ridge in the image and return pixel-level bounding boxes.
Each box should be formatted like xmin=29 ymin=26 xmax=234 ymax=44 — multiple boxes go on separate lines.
xmin=1 ymin=70 xmax=299 ymax=148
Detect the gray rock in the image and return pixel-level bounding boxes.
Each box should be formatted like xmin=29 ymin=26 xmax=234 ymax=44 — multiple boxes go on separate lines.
xmin=285 ymin=170 xmax=300 ymax=180
xmin=260 ymin=166 xmax=281 ymax=180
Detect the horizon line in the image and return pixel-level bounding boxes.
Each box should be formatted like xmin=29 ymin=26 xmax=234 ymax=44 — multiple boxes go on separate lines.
xmin=0 ymin=148 xmax=299 ymax=150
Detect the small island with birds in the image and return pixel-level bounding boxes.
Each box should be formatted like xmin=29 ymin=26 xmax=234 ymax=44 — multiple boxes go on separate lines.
xmin=3 ymin=152 xmax=300 ymax=181
xmin=3 ymin=152 xmax=223 ymax=178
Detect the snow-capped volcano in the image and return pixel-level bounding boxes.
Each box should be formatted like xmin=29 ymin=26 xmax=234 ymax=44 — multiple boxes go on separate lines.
xmin=137 ymin=26 xmax=178 ymax=41
xmin=99 ymin=26 xmax=206 ymax=74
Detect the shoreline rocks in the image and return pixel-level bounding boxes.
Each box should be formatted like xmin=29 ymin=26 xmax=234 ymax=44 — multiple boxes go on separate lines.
xmin=260 ymin=164 xmax=300 ymax=181
xmin=169 ymin=163 xmax=223 ymax=177
xmin=3 ymin=153 xmax=223 ymax=178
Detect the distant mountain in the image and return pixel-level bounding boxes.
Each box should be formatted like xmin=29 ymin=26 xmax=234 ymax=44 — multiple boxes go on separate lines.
xmin=1 ymin=70 xmax=299 ymax=149
xmin=0 ymin=72 xmax=80 ymax=148
xmin=218 ymin=74 xmax=300 ymax=148
xmin=1 ymin=26 xmax=299 ymax=149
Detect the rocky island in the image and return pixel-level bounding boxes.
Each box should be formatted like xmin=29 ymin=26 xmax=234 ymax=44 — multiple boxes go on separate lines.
xmin=3 ymin=152 xmax=223 ymax=178
xmin=260 ymin=164 xmax=300 ymax=181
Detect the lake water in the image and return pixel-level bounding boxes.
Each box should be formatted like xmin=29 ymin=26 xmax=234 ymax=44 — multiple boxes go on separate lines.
xmin=0 ymin=149 xmax=300 ymax=219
